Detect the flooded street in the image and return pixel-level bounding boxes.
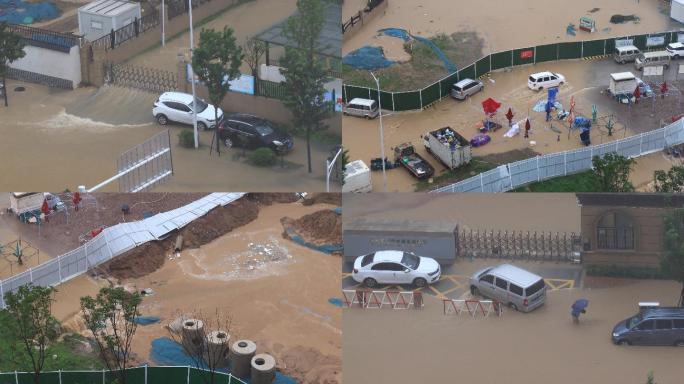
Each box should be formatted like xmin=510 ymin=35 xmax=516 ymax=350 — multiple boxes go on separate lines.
xmin=0 ymin=83 xmax=336 ymax=191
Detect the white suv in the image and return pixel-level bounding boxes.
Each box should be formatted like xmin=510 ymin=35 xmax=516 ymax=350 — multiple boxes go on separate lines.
xmin=666 ymin=42 xmax=684 ymax=59
xmin=152 ymin=92 xmax=223 ymax=130
xmin=527 ymin=71 xmax=565 ymax=91
xmin=352 ymin=250 xmax=441 ymax=288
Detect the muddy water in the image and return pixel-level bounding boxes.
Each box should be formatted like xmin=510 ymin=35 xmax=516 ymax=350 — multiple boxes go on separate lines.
xmin=344 ymin=193 xmax=581 ymax=232
xmin=343 ymin=0 xmax=679 ymax=55
xmin=0 ymin=83 xmax=335 ymax=191
xmin=344 ymin=280 xmax=684 ymax=384
xmin=52 ymin=201 xmax=341 ymax=382
xmin=343 ymin=59 xmax=678 ymax=192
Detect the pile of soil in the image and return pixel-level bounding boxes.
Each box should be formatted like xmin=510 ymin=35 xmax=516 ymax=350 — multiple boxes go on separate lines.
xmin=100 ymin=198 xmax=260 ymax=279
xmin=247 ymin=193 xmax=300 ymax=205
xmin=302 ymin=193 xmax=342 ymax=206
xmin=257 ymin=341 xmax=341 ymax=384
xmin=281 ymin=210 xmax=342 ymax=246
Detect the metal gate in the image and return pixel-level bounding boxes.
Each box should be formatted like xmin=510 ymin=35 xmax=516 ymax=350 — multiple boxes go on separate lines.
xmin=457 ymin=229 xmax=582 ymax=262
xmin=105 ymin=62 xmax=178 ymax=93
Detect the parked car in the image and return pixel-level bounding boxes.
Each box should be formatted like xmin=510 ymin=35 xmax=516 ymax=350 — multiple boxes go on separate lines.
xmin=153 ymin=92 xmax=223 ymax=130
xmin=451 ymin=78 xmax=484 ymax=100
xmin=469 ymin=263 xmax=546 ymax=312
xmin=614 ymin=45 xmax=641 ymax=64
xmin=527 ymin=71 xmax=565 ymax=91
xmin=612 ymin=307 xmax=684 ymax=346
xmin=634 ymin=51 xmax=671 ymax=70
xmin=343 ymin=98 xmax=379 ymax=119
xmin=218 ymin=113 xmax=294 ymax=154
xmin=352 ymin=250 xmax=441 ymax=288
xmin=666 ymin=42 xmax=684 ymax=59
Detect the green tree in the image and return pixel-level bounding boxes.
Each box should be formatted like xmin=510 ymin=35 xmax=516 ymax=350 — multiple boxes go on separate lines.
xmin=3 ymin=285 xmax=57 ymax=384
xmin=80 ymin=287 xmax=142 ymax=384
xmin=0 ymin=22 xmax=26 ymax=107
xmin=592 ymin=153 xmax=636 ymax=192
xmin=280 ymin=0 xmax=331 ymax=173
xmin=243 ymin=37 xmax=266 ymax=79
xmin=646 ymin=370 xmax=656 ymax=384
xmin=192 ymin=26 xmax=243 ymax=156
xmin=654 ymin=166 xmax=684 ymax=193
xmin=662 ymin=208 xmax=684 ymax=307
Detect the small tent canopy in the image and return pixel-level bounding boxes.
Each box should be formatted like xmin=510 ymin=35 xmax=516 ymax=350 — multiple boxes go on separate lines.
xmin=482 ymin=98 xmax=501 ymax=115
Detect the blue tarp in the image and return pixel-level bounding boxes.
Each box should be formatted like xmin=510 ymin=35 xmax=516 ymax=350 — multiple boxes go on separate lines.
xmin=0 ymin=0 xmax=60 ymax=24
xmin=380 ymin=28 xmax=457 ymax=73
xmin=134 ymin=316 xmax=161 ymax=326
xmin=342 ymin=46 xmax=395 ymax=70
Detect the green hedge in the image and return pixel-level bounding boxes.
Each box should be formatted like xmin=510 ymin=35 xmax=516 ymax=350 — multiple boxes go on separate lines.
xmin=586 ymin=264 xmax=669 ymax=280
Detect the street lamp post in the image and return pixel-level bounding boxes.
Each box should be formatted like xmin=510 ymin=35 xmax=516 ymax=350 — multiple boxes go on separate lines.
xmin=188 ymin=0 xmax=198 ymax=148
xmin=369 ymin=71 xmax=387 ymax=192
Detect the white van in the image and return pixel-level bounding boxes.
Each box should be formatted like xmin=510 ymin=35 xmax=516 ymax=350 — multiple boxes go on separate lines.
xmin=614 ymin=45 xmax=641 ymax=64
xmin=343 ymin=98 xmax=379 ymax=119
xmin=634 ymin=51 xmax=671 ymax=70
xmin=469 ymin=264 xmax=547 ymax=312
xmin=527 ymin=71 xmax=566 ymax=91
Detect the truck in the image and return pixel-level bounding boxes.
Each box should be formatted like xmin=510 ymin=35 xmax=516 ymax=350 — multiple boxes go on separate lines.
xmin=342 ymin=160 xmax=372 ymax=193
xmin=423 ymin=127 xmax=472 ymax=170
xmin=343 ymin=218 xmax=459 ymax=264
xmin=8 ymin=192 xmax=63 ymax=222
xmin=609 ymin=72 xmax=637 ymax=96
xmin=393 ymin=142 xmax=434 ymax=180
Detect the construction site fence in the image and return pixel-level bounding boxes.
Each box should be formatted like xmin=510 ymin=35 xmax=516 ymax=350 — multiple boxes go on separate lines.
xmin=443 ymin=299 xmax=504 ymax=317
xmin=342 ymin=30 xmax=684 ymax=111
xmin=0 ymin=193 xmax=245 ymax=309
xmin=432 ymin=118 xmax=684 ymax=193
xmin=0 ymin=366 xmax=246 ymax=384
xmin=342 ymin=289 xmax=424 ymax=309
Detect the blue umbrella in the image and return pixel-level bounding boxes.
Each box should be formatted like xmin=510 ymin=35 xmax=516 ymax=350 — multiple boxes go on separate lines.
xmin=571 ymin=299 xmax=589 ymax=316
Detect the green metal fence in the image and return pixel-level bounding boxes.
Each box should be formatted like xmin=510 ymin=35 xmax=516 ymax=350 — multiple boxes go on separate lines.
xmin=255 ymin=79 xmax=288 ymax=100
xmin=342 ymin=30 xmax=684 ymax=112
xmin=0 ymin=367 xmax=246 ymax=384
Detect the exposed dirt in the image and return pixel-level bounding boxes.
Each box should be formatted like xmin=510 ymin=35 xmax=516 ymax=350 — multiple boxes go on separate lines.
xmin=281 ymin=209 xmax=342 ymax=246
xmin=99 ymin=197 xmax=259 ymax=280
xmin=247 ymin=193 xmax=300 ymax=206
xmin=302 ymin=193 xmax=343 ymax=206
xmin=259 ymin=341 xmax=342 ymax=384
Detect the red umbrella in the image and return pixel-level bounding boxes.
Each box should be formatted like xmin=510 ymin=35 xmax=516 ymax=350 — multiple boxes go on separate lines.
xmin=505 ymin=108 xmax=514 ymax=125
xmin=482 ymin=98 xmax=501 ymax=115
xmin=41 ymin=199 xmax=50 ymax=222
xmin=661 ymin=82 xmax=668 ymax=98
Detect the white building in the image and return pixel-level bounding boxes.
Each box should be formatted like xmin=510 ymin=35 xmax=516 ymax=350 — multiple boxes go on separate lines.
xmin=78 ymin=0 xmax=141 ymax=41
xmin=672 ymin=0 xmax=684 ymax=24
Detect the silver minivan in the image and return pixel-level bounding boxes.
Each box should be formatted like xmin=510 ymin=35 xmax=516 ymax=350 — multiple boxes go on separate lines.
xmin=612 ymin=307 xmax=684 ymax=346
xmin=634 ymin=51 xmax=671 ymax=70
xmin=614 ymin=45 xmax=641 ymax=64
xmin=469 ymin=264 xmax=546 ymax=312
xmin=343 ymin=98 xmax=379 ymax=119
xmin=450 ymin=78 xmax=483 ymax=100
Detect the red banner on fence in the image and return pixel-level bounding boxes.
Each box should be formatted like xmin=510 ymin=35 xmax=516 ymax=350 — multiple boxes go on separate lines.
xmin=520 ymin=50 xmax=534 ymax=59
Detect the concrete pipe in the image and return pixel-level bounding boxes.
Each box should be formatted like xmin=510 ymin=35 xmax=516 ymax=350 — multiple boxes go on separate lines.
xmin=206 ymin=330 xmax=230 ymax=367
xmin=181 ymin=319 xmax=204 ymax=354
xmin=250 ymin=353 xmax=276 ymax=384
xmin=174 ymin=234 xmax=183 ymax=252
xmin=229 ymin=339 xmax=256 ymax=378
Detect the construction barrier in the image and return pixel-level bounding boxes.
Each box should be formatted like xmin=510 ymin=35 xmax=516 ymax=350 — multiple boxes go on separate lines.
xmin=443 ymin=299 xmax=504 ymax=317
xmin=342 ymin=289 xmax=424 ymax=309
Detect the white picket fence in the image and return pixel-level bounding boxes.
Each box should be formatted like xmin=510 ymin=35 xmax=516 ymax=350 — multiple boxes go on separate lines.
xmin=432 ymin=118 xmax=684 ymax=193
xmin=0 ymin=193 xmax=245 ymax=309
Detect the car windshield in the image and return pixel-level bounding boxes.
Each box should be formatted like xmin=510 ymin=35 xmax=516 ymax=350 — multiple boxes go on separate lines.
xmin=401 ymin=252 xmax=420 ymax=269
xmin=528 ymin=76 xmax=535 ymax=82
xmin=190 ymin=99 xmax=209 ymax=113
xmin=255 ymin=123 xmax=275 ymax=136
xmin=628 ymin=314 xmax=642 ymax=329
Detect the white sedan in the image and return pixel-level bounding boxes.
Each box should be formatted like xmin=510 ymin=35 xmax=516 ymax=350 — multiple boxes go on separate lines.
xmin=352 ymin=250 xmax=441 ymax=288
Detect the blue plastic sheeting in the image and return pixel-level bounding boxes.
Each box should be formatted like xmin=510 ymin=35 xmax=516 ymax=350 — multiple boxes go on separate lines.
xmin=0 ymin=0 xmax=60 ymax=24
xmin=328 ymin=298 xmax=343 ymax=307
xmin=566 ymin=23 xmax=577 ymax=36
xmin=149 ymin=338 xmax=297 ymax=384
xmin=379 ymin=27 xmax=410 ymax=41
xmin=573 ymin=116 xmax=592 ymax=129
xmin=332 ymin=207 xmax=342 ymax=215
xmin=134 ymin=316 xmax=161 ymax=326
xmin=343 ymin=46 xmax=395 ymax=70
xmin=533 ymin=100 xmax=563 ymax=112
xmin=380 ymin=28 xmax=457 ymax=73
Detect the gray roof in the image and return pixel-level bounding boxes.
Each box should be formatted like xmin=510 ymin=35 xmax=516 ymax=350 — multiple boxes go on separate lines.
xmin=80 ymin=0 xmax=139 ymax=17
xmin=343 ymin=218 xmax=457 ymax=233
xmin=254 ymin=1 xmax=341 ymax=58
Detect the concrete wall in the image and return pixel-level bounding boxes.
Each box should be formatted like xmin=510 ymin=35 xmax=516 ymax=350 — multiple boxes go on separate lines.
xmin=342 ymin=0 xmax=388 ymax=42
xmin=580 ymin=206 xmax=671 ymax=267
xmin=9 ymin=45 xmax=81 ymax=88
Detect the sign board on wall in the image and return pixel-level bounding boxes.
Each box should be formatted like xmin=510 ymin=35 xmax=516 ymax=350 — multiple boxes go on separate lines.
xmin=185 ymin=64 xmax=255 ymax=95
xmin=520 ymin=50 xmax=534 ymax=59
xmin=646 ymin=35 xmax=665 ymax=47
xmin=615 ymin=39 xmax=634 ymax=48
xmin=643 ymin=65 xmax=664 ymax=77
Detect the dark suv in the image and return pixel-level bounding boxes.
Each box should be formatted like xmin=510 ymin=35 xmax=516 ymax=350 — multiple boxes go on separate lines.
xmin=218 ymin=114 xmax=294 ymax=154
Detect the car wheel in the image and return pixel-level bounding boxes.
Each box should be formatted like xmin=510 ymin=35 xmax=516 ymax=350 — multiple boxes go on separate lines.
xmin=156 ymin=114 xmax=168 ymax=125
xmin=224 ymin=137 xmax=233 ymax=148
xmin=559 ymin=81 xmax=565 ymax=86
xmin=198 ymin=122 xmax=208 ymax=131
xmin=617 ymin=339 xmax=630 ymax=346
xmin=675 ymin=340 xmax=684 ymax=347
xmin=413 ymin=278 xmax=428 ymax=288
xmin=363 ymin=278 xmax=377 ymax=288
xmin=537 ymin=86 xmax=543 ymax=91
xmin=508 ymin=302 xmax=518 ymax=311
xmin=470 ymin=286 xmax=479 ymax=296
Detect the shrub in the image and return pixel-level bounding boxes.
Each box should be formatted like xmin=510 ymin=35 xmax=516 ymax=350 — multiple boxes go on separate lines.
xmin=586 ymin=264 xmax=667 ymax=280
xmin=178 ymin=130 xmax=195 ymax=148
xmin=249 ymin=147 xmax=277 ymax=167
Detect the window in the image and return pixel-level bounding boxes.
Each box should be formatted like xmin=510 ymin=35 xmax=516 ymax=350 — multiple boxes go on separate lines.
xmin=655 ymin=319 xmax=672 ymax=330
xmin=525 ymin=279 xmax=545 ymax=296
xmin=528 ymin=76 xmax=536 ymax=82
xmin=371 ymin=263 xmax=392 ymax=271
xmin=400 ymin=252 xmax=420 ymax=270
xmin=495 ymin=277 xmax=508 ymax=289
xmin=542 ymin=77 xmax=550 ymax=82
xmin=550 ymin=76 xmax=557 ymax=81
xmin=673 ymin=319 xmax=684 ymax=329
xmin=360 ymin=253 xmax=375 ymax=267
xmin=509 ymin=283 xmax=523 ymax=296
xmin=597 ymin=212 xmax=634 ymax=250
xmin=480 ymin=274 xmax=494 ymax=284
xmin=636 ymin=320 xmax=654 ymax=331
xmin=91 ymin=20 xmax=103 ymax=30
